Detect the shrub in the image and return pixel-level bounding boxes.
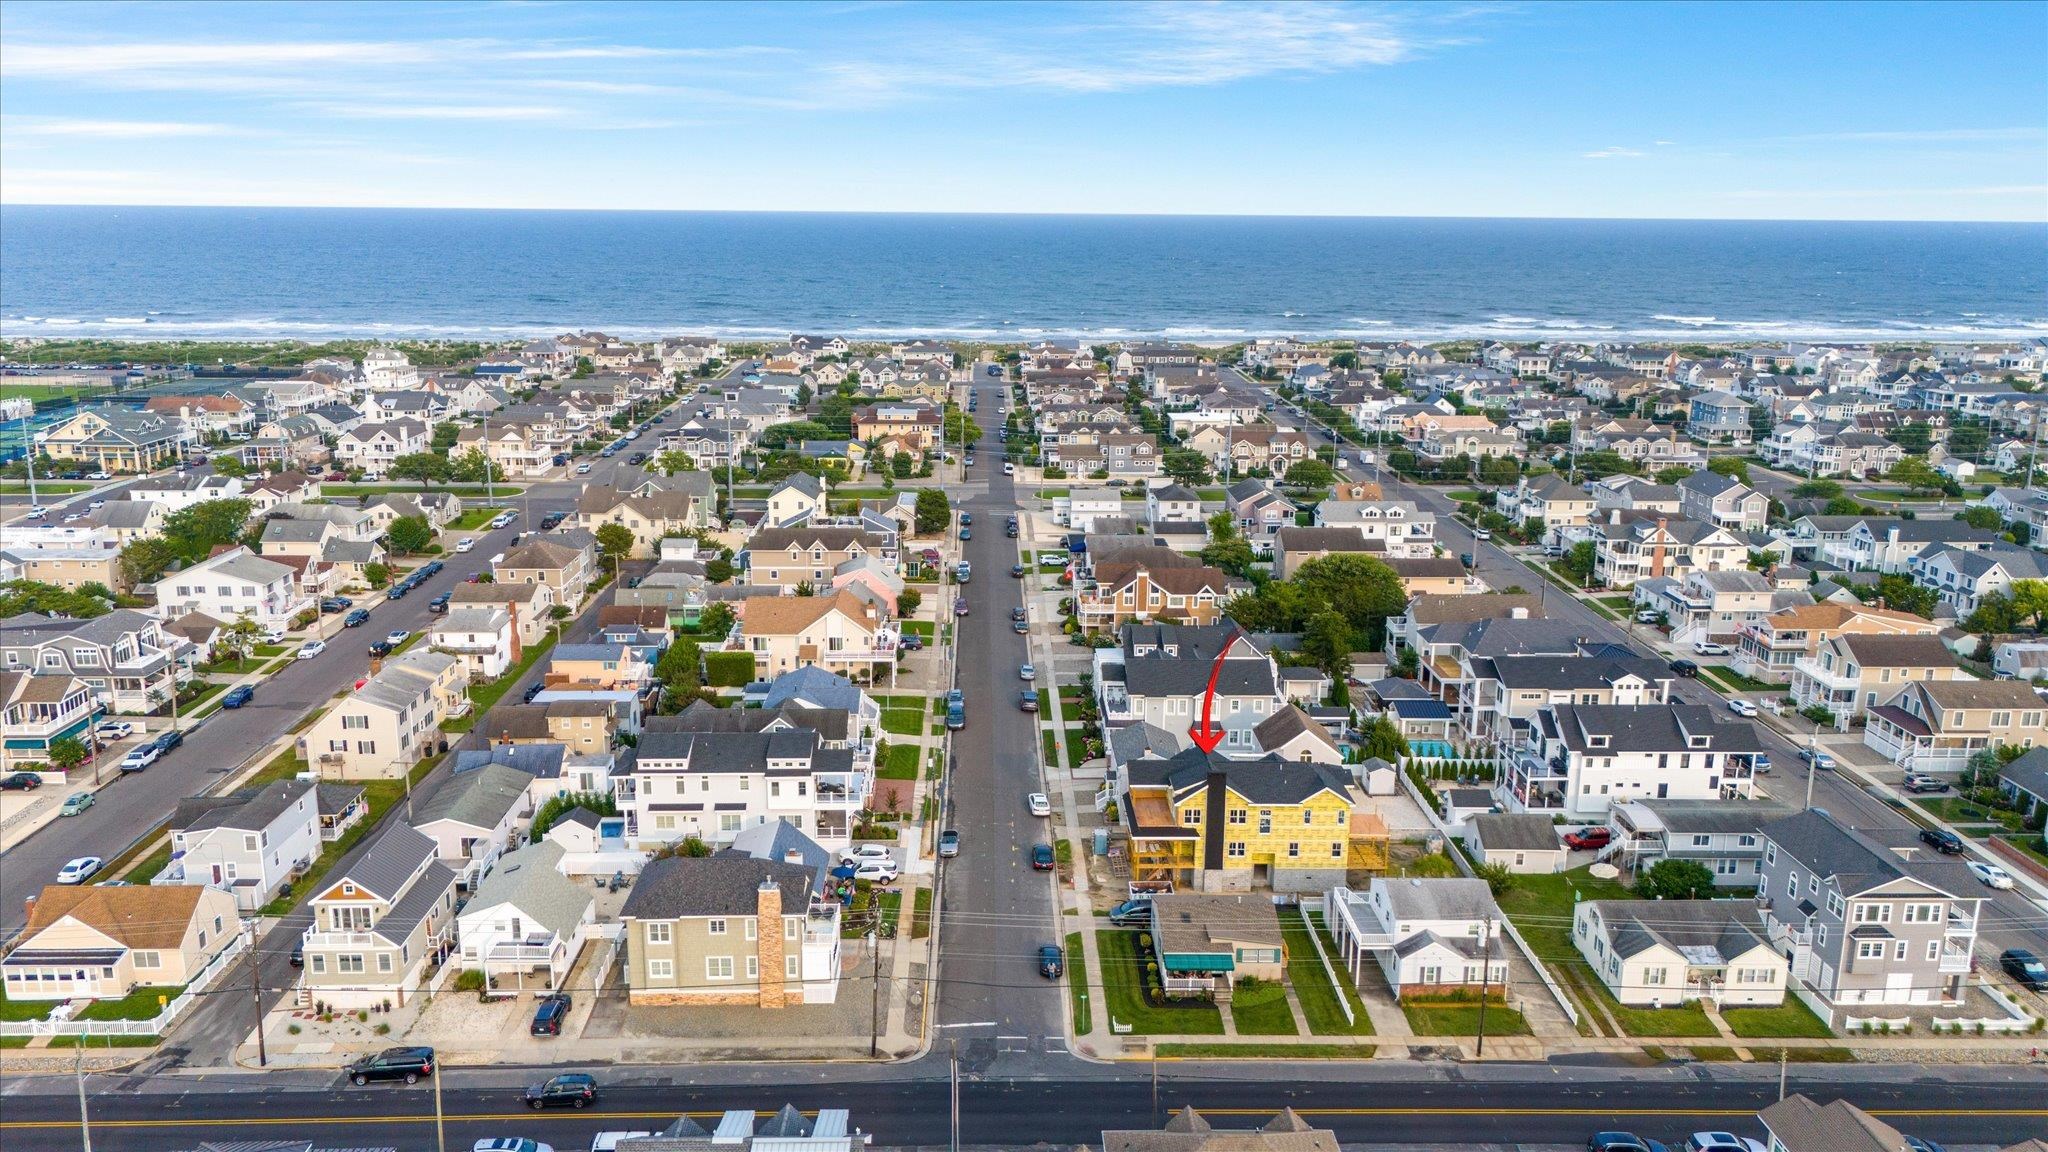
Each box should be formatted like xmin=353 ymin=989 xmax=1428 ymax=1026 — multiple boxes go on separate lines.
xmin=454 ymin=969 xmax=487 ymax=993
xmin=704 ymin=651 xmax=757 ymax=687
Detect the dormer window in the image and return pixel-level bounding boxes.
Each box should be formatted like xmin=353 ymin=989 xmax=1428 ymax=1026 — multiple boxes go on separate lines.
xmin=1587 ymin=735 xmax=1609 ymax=749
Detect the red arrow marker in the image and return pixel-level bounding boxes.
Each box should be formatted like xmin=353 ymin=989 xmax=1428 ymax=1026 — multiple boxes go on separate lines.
xmin=1187 ymin=633 xmax=1239 ymax=755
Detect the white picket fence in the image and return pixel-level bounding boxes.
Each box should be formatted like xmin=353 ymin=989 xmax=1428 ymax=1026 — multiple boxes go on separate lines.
xmin=1 ymin=930 xmax=248 ymax=1040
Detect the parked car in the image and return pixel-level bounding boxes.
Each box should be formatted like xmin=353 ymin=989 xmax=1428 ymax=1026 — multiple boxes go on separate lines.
xmin=1685 ymin=1133 xmax=1764 ymax=1152
xmin=1589 ymin=1134 xmax=1670 ymax=1152
xmin=153 ymin=729 xmax=183 ymax=753
xmin=1918 ymin=827 xmax=1966 ymax=855
xmin=946 ymin=689 xmax=966 ymax=730
xmin=456 ymin=538 xmax=475 ymax=553
xmin=1019 ymin=690 xmax=1039 ymax=713
xmin=576 ymin=462 xmax=593 ymax=474
xmin=529 ymin=994 xmax=573 ymax=1038
xmin=93 ymin=720 xmax=134 ymax=741
xmin=1030 ymin=843 xmax=1055 ymax=871
xmin=1693 ymin=640 xmax=1730 ymax=656
xmin=539 ymin=512 xmax=565 ymax=530
xmin=0 ymin=771 xmax=43 ymax=791
xmin=523 ymin=1071 xmax=596 ymax=1110
xmin=1472 ymin=528 xmax=1492 ymax=541
xmin=368 ymin=640 xmax=396 ymax=658
xmin=938 ymin=829 xmax=961 ymax=858
xmin=854 ymin=859 xmax=900 ymax=884
xmin=1798 ymin=747 xmax=1837 ymax=771
xmin=1038 ymin=944 xmax=1064 ymax=979
xmin=1902 ymin=772 xmax=1949 ymax=793
xmin=954 ymin=600 xmax=970 ymax=617
xmin=901 ymin=634 xmax=923 ymax=651
xmin=385 ymin=629 xmax=412 ymax=646
xmin=321 ymin=597 xmax=354 ymax=613
xmin=59 ymin=792 xmax=95 ymax=817
xmin=343 ymin=608 xmax=372 ymax=627
xmin=56 ymin=856 xmax=103 ymax=885
xmin=1563 ymin=827 xmax=1612 ymax=851
xmin=1965 ymin=860 xmax=2015 ymax=890
xmin=523 ymin=681 xmax=544 ymax=703
xmin=120 ymin=744 xmax=162 ymax=772
xmin=1011 ymin=563 xmax=1026 ymax=577
xmin=1668 ymin=658 xmax=1700 ymax=677
xmin=2000 ymin=947 xmax=2048 ymax=991
xmin=1726 ymin=698 xmax=1758 ymax=717
xmin=959 ymin=528 xmax=971 ymax=541
xmin=221 ymin=685 xmax=255 ymax=709
xmin=1011 ymin=606 xmax=1028 ymax=622
xmin=346 ymin=1046 xmax=436 ymax=1085
xmin=1027 ymin=792 xmax=1052 ymax=817
xmin=1013 ymin=618 xmax=1029 ymax=634
xmin=428 ymin=592 xmax=452 ymax=614
xmin=1109 ymin=898 xmax=1153 ymax=927
xmin=298 ymin=639 xmax=327 ymax=660
xmin=841 ymin=843 xmax=892 ymax=866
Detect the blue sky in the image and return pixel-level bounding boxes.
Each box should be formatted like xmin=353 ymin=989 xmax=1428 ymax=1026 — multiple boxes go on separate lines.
xmin=3 ymin=1 xmax=2043 ymax=220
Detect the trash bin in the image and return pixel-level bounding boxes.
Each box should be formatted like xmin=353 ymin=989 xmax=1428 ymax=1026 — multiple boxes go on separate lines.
xmin=1092 ymin=828 xmax=1110 ymax=857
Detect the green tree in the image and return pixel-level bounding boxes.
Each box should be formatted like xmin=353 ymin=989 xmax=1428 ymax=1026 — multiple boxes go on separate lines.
xmin=1790 ymin=479 xmax=1844 ymax=499
xmin=1473 ymin=861 xmax=1518 ymax=898
xmin=1361 ymin=714 xmax=1408 ymax=763
xmin=450 ymin=449 xmax=492 ymax=484
xmin=1886 ymin=456 xmax=1945 ymax=496
xmin=1823 ymin=496 xmax=1867 ymax=516
xmin=45 ymin=735 xmax=89 ymax=772
xmin=1293 ymin=553 xmax=1409 ymax=648
xmin=1161 ymin=448 xmax=1213 ymax=487
xmin=1706 ymin=457 xmax=1749 ymax=483
xmin=1560 ymin=540 xmax=1597 ymax=584
xmin=1637 ymin=859 xmax=1718 ymax=900
xmin=596 ymin=522 xmax=637 ymax=570
xmin=1278 ymin=458 xmax=1336 ymax=489
xmin=1300 ymin=610 xmax=1356 ymax=678
xmin=1963 ymin=592 xmax=2023 ymax=635
xmin=118 ymin=538 xmax=178 ymax=588
xmin=0 ymin=580 xmax=112 ymax=619
xmin=430 ymin=423 xmax=461 ymax=451
xmin=1958 ymin=506 xmax=2005 ymax=530
xmin=2009 ymin=579 xmax=2048 ymax=630
xmin=1947 ymin=421 xmax=1990 ymax=460
xmin=385 ymin=515 xmax=434 ymax=556
xmin=697 ymin=602 xmax=735 ymax=638
xmin=897 ymin=587 xmax=922 ymax=616
xmin=530 ymin=790 xmax=617 ymax=837
xmin=387 ymin=453 xmax=451 ymax=483
xmin=757 ymin=420 xmax=835 ymax=450
xmin=1887 ymin=422 xmax=1932 ymax=455
xmin=653 ymin=638 xmax=705 ymax=712
xmin=1654 ymin=466 xmax=1693 ymax=484
xmin=656 ymin=450 xmax=695 ymax=475
xmin=222 ymin=611 xmax=267 ymax=659
xmin=163 ymin=498 xmax=254 ymax=562
xmin=364 ymin=561 xmax=391 ymax=588
xmin=914 ymin=489 xmax=951 ymax=535
xmin=209 ymin=455 xmax=250 ymax=479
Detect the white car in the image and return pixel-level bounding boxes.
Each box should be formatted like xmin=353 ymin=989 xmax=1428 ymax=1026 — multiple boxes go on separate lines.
xmin=24 ymin=505 xmax=49 ymax=518
xmin=1966 ymin=860 xmax=2016 ymax=890
xmin=119 ymin=744 xmax=161 ymax=772
xmin=298 ymin=639 xmax=327 ymax=659
xmin=93 ymin=720 xmax=134 ymax=742
xmin=87 ymin=471 xmax=111 ymax=481
xmin=1019 ymin=663 xmax=1036 ymax=681
xmin=384 ymin=629 xmax=411 ymax=646
xmin=853 ymin=859 xmax=900 ymax=884
xmin=1003 ymin=463 xmax=1016 ymax=476
xmin=1686 ymin=1134 xmax=1766 ymax=1152
xmin=840 ymin=843 xmax=893 ymax=866
xmin=87 ymin=500 xmax=106 ymax=510
xmin=1027 ymin=793 xmax=1052 ymax=817
xmin=575 ymin=462 xmax=593 ymax=474
xmin=56 ymin=856 xmax=103 ymax=885
xmin=1693 ymin=640 xmax=1731 ymax=656
xmin=1727 ymin=698 xmax=1759 ymax=717
xmin=455 ymin=537 xmax=475 ymax=553
xmin=1635 ymin=610 xmax=1662 ymax=624
xmin=1472 ymin=528 xmax=1492 ymax=541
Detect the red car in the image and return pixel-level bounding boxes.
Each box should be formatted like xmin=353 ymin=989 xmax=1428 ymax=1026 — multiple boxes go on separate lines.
xmin=325 ymin=470 xmax=348 ymax=481
xmin=1563 ymin=827 xmax=1612 ymax=851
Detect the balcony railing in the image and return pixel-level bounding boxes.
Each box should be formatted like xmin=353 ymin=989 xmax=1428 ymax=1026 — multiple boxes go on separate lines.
xmin=304 ymin=930 xmax=383 ymax=950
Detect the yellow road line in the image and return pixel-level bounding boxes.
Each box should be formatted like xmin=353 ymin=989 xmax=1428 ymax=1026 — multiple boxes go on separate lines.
xmin=6 ymin=1107 xmax=2045 ymax=1131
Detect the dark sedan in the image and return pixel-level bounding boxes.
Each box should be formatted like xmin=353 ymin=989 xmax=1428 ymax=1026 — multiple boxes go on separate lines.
xmin=1030 ymin=843 xmax=1055 ymax=871
xmin=524 ymin=1071 xmax=597 ymax=1109
xmin=343 ymin=608 xmax=372 ymax=627
xmin=1038 ymin=945 xmax=1064 ymax=979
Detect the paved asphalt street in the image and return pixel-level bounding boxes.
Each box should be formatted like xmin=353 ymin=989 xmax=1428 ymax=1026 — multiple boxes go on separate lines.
xmin=1 ymin=1063 xmax=2044 ymax=1150
xmin=933 ymin=371 xmax=1067 ymax=1050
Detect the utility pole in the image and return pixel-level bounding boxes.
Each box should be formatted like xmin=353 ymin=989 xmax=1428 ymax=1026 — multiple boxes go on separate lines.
xmin=434 ymin=1059 xmax=447 ymax=1152
xmin=248 ymin=925 xmax=268 ymax=1066
xmin=1475 ymin=914 xmax=1494 ymax=1058
xmin=1803 ymin=720 xmax=1821 ymax=811
xmin=1777 ymin=1046 xmax=1789 ymax=1101
xmin=74 ymin=1041 xmax=92 ymax=1152
xmin=949 ymin=1038 xmax=961 ymax=1152
xmin=869 ymin=927 xmax=882 ymax=1058
xmin=20 ymin=410 xmax=40 ymax=510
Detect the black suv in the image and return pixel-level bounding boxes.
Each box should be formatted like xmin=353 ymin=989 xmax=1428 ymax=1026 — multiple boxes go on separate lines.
xmin=530 ymin=992 xmax=571 ymax=1036
xmin=523 ymin=1072 xmax=598 ymax=1109
xmin=346 ymin=1046 xmax=435 ymax=1085
xmin=2001 ymin=948 xmax=2048 ymax=991
xmin=1919 ymin=827 xmax=1965 ymax=855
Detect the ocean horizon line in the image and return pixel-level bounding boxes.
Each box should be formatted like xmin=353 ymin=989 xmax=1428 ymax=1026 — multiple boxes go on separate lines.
xmin=4 ymin=203 xmax=2045 ymax=227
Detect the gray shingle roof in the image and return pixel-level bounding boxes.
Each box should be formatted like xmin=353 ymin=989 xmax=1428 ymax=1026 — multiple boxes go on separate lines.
xmin=1377 ymin=877 xmax=1500 ymax=922
xmin=462 ymin=841 xmax=591 ymax=940
xmin=333 ymin=822 xmax=438 ymax=904
xmin=409 ymin=763 xmax=529 ymax=832
xmin=1469 ymin=813 xmax=1560 ymax=852
xmin=620 ymin=853 xmax=820 ymax=920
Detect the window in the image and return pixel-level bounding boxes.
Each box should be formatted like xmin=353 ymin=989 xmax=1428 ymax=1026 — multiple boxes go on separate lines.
xmin=744 ymin=918 xmax=757 ymax=941
xmin=1643 ymin=967 xmax=1668 ymax=986
xmin=338 ymin=954 xmax=366 ymax=973
xmin=1226 ymin=841 xmax=1246 ymax=858
xmin=310 ymin=955 xmax=326 ymax=974
xmin=133 ymin=951 xmax=161 ymax=969
xmin=1764 ymin=843 xmax=1776 ymax=864
xmin=646 ymin=922 xmax=672 ymax=944
xmin=1181 ymin=809 xmax=1201 ymax=826
xmin=1287 ymin=842 xmax=1300 ymax=858
xmin=708 ymin=918 xmax=727 ymax=936
xmin=648 ymin=959 xmax=673 ymax=980
xmin=706 ymin=956 xmax=735 ymax=980
xmin=1856 ymin=941 xmax=1885 ymax=960
xmin=1904 ymin=903 xmax=1943 ymax=924
xmin=787 ymin=954 xmax=801 ymax=978
xmin=1852 ymin=903 xmax=1892 ymax=924
xmin=746 ymin=956 xmax=759 ymax=980
xmin=1895 ymin=940 xmax=1909 ymax=961
xmin=378 ymin=953 xmax=393 ymax=973
xmin=785 ymin=918 xmax=799 ymax=940
xmin=1926 ymin=940 xmax=1941 ymax=962
xmin=1228 ymin=808 xmax=1246 ymax=825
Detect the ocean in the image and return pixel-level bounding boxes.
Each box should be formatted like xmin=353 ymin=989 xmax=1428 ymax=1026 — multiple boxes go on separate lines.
xmin=1 ymin=206 xmax=2042 ymax=344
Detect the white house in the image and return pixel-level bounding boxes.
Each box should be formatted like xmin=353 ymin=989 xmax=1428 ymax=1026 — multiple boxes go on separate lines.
xmin=454 ymin=840 xmax=595 ymax=993
xmin=1572 ymin=899 xmax=1787 ymax=1007
xmin=335 ymin=419 xmax=428 ymax=478
xmin=155 ymin=778 xmax=322 ymax=912
xmin=1056 ymin=487 xmax=1127 ymax=533
xmin=156 ymin=547 xmax=314 ymax=633
xmin=618 ymin=728 xmax=859 ymax=852
xmin=429 ymin=606 xmax=517 ymax=679
xmin=1503 ymin=703 xmax=1768 ymax=819
xmin=1325 ymin=878 xmax=1509 ymax=1001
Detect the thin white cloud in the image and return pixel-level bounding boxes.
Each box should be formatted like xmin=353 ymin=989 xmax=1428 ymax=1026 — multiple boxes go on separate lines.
xmin=304 ymin=103 xmax=570 ymax=121
xmin=1583 ymin=147 xmax=1646 ymax=159
xmin=5 ymin=117 xmax=244 ymax=138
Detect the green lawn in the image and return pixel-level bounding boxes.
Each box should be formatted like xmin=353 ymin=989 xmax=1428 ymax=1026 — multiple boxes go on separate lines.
xmin=1912 ymin=796 xmax=2026 ymax=831
xmin=1721 ymin=1000 xmax=1835 ymax=1040
xmin=448 ymin=508 xmax=501 ymax=531
xmin=1096 ymin=929 xmax=1225 ymax=1036
xmin=120 ymin=840 xmax=177 ymax=884
xmin=1065 ymin=930 xmax=1091 ymax=1035
xmin=198 ymin=656 xmax=267 ymax=676
xmin=1281 ymin=909 xmax=1374 ymax=1035
xmin=901 ymin=620 xmax=935 ymax=639
xmin=877 ymin=743 xmax=921 ymax=781
xmin=880 ymin=708 xmax=925 ymax=737
xmin=1063 ymin=725 xmax=1094 ymax=766
xmin=1229 ymin=980 xmax=1299 ymax=1036
xmin=1155 ymin=1042 xmax=1374 ymax=1059
xmin=0 ymin=985 xmax=56 ymax=1022
xmin=1703 ymin=665 xmax=1778 ymax=693
xmin=1746 ymin=1046 xmax=1859 ymax=1063
xmin=1400 ymin=998 xmax=1531 ymax=1036
xmin=443 ymin=631 xmax=558 ymax=732
xmin=912 ymin=889 xmax=932 ymax=940
xmin=1042 ymin=728 xmax=1059 ymax=767
xmin=1037 ymin=689 xmax=1053 ymax=715
xmin=76 ymin=985 xmax=184 ymax=1022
